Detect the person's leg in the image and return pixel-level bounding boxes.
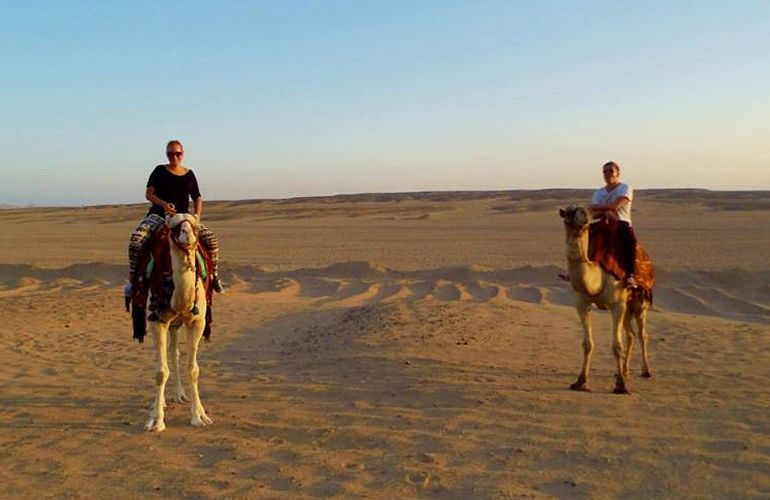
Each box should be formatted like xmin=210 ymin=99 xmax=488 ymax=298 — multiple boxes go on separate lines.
xmin=619 ymin=222 xmax=638 ymax=287
xmin=127 ymin=214 xmax=164 ymax=296
xmin=198 ymin=224 xmax=224 ymax=292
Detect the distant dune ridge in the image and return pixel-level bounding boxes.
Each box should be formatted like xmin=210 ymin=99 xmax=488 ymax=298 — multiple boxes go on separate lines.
xmin=3 ymin=187 xmax=769 ymax=210
xmin=1 ymin=189 xmax=769 ymax=497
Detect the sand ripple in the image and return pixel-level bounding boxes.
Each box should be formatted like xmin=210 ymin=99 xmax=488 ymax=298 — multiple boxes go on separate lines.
xmin=1 ymin=261 xmax=768 ymax=323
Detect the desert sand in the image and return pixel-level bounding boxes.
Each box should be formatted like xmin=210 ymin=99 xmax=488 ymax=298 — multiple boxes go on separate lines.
xmin=0 ymin=189 xmax=768 ymax=498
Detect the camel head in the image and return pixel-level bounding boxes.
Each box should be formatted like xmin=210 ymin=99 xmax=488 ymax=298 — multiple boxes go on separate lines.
xmin=559 ymin=205 xmax=590 ymax=235
xmin=167 ymin=213 xmax=200 ymax=251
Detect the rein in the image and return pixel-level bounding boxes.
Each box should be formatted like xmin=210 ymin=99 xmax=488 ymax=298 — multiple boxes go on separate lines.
xmin=168 ymin=218 xmax=202 ymax=315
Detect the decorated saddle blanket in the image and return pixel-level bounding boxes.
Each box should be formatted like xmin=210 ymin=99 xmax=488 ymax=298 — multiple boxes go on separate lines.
xmin=588 ymin=220 xmax=655 ymax=292
xmin=129 ymin=224 xmax=215 ymax=343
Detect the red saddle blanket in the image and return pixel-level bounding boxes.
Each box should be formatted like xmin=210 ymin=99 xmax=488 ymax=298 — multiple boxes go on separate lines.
xmin=129 ymin=224 xmax=215 ymax=343
xmin=588 ymin=220 xmax=655 ymax=291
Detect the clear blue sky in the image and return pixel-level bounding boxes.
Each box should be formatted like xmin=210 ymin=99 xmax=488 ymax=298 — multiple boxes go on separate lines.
xmin=2 ymin=1 xmax=769 ymax=205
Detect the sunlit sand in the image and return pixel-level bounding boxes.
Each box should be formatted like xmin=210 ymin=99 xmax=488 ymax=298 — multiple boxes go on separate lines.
xmin=1 ymin=190 xmax=768 ymax=497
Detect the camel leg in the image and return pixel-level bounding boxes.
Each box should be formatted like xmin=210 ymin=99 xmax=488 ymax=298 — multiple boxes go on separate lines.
xmin=611 ymin=303 xmax=630 ymax=394
xmin=637 ymin=308 xmax=652 ymax=378
xmin=186 ymin=315 xmax=213 ymax=427
xmin=145 ymin=323 xmax=170 ymax=431
xmin=169 ymin=327 xmax=189 ymax=403
xmin=570 ymin=298 xmax=593 ymax=391
xmin=622 ymin=312 xmax=635 ymax=377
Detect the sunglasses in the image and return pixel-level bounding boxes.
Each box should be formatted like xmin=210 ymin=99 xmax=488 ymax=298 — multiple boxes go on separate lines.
xmin=167 ymin=151 xmax=184 ymax=157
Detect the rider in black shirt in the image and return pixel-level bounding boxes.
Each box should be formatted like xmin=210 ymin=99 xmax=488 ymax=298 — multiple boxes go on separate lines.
xmin=145 ymin=164 xmax=201 ymax=217
xmin=126 ymin=140 xmax=224 ymax=296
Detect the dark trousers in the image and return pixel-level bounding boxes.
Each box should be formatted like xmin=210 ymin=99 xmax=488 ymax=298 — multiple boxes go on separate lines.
xmin=617 ymin=221 xmax=637 ymax=276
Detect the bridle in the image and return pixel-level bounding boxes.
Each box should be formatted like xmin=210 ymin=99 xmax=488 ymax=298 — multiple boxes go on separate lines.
xmin=169 ymin=217 xmax=199 ymax=254
xmin=167 ymin=215 xmax=203 ymax=315
xmin=562 ymin=209 xmax=592 ymax=264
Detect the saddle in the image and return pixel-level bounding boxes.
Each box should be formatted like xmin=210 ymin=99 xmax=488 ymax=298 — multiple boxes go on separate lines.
xmin=128 ymin=224 xmax=215 ymax=343
xmin=588 ymin=220 xmax=655 ymax=294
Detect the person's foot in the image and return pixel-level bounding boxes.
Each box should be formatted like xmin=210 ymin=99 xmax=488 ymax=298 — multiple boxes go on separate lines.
xmin=212 ymin=274 xmax=225 ymax=293
xmin=625 ymin=274 xmax=638 ymax=289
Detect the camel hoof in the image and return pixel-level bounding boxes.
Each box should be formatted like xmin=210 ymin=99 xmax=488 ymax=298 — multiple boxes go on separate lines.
xmin=613 ymin=375 xmax=630 ymax=394
xmin=191 ymin=409 xmax=213 ymax=427
xmin=570 ymin=380 xmax=590 ymax=391
xmin=174 ymin=392 xmax=190 ymax=403
xmin=641 ymin=370 xmax=652 ymax=379
xmin=144 ymin=418 xmax=166 ymax=432
xmin=191 ymin=414 xmax=213 ymax=427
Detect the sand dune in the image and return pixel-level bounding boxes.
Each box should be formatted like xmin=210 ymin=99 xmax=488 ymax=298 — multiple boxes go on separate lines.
xmin=2 ymin=260 xmax=768 ymax=324
xmin=1 ymin=191 xmax=769 ymax=497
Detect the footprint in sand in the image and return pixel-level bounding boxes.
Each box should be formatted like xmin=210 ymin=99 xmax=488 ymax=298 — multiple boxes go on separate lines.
xmin=406 ymin=471 xmax=441 ymax=489
xmin=417 ymin=452 xmax=444 ymax=465
xmin=506 ymin=285 xmax=545 ymax=304
xmin=432 ymin=282 xmax=462 ymax=301
xmin=465 ymin=281 xmax=501 ymax=302
xmin=407 ymin=281 xmax=435 ymax=301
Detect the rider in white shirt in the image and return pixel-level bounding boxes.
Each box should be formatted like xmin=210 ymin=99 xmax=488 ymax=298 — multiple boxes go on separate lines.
xmin=589 ymin=161 xmax=638 ymax=288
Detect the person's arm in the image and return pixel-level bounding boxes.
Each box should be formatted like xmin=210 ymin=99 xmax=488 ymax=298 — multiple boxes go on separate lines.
xmin=188 ymin=170 xmax=202 ymax=219
xmin=588 ymin=204 xmax=606 ymax=217
xmin=588 ymin=190 xmax=604 ymax=217
xmin=590 ymin=197 xmax=629 ymax=219
xmin=146 ymin=186 xmax=176 ymax=215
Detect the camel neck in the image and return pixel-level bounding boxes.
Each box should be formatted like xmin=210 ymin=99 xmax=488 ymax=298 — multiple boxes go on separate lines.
xmin=169 ymin=245 xmax=197 ymax=313
xmin=565 ymin=228 xmax=590 ymax=264
xmin=566 ymin=229 xmax=602 ymax=296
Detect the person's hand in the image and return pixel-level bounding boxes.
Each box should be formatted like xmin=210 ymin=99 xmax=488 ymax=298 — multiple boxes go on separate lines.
xmin=164 ymin=202 xmax=177 ymax=216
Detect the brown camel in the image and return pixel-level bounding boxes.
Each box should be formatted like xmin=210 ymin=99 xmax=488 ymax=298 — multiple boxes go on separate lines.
xmin=559 ymin=205 xmax=652 ymax=394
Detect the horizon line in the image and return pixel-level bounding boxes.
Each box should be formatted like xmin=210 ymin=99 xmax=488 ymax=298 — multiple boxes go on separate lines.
xmin=2 ymin=187 xmax=769 ymax=210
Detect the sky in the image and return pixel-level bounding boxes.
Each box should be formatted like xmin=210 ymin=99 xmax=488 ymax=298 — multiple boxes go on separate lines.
xmin=1 ymin=1 xmax=769 ymax=205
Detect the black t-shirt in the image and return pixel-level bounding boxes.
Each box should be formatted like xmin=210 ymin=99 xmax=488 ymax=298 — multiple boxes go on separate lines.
xmin=146 ymin=165 xmax=201 ymax=217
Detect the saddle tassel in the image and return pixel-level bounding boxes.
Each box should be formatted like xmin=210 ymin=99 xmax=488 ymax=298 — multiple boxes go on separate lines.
xmin=191 ymin=253 xmax=200 ymax=315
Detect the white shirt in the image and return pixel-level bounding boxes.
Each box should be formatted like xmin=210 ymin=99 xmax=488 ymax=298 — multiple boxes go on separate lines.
xmin=591 ymin=183 xmax=633 ymax=224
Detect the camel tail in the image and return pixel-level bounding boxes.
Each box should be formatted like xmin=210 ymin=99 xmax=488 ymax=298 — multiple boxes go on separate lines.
xmin=632 ymin=286 xmax=654 ymax=306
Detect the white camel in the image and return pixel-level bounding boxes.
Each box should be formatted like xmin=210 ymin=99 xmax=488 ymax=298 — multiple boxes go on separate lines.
xmin=559 ymin=206 xmax=652 ymax=394
xmin=145 ymin=213 xmax=213 ymax=431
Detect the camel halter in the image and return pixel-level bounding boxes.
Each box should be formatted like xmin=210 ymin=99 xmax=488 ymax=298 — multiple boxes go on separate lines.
xmin=168 ymin=218 xmax=202 ymax=315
